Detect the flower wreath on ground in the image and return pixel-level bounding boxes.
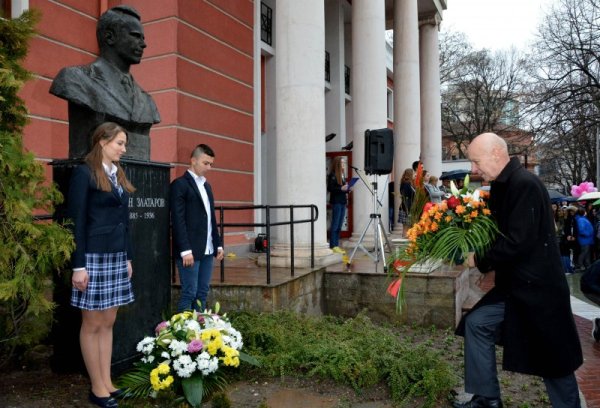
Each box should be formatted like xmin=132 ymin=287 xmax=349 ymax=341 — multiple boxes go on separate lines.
xmin=118 ymin=303 xmax=259 ymax=408
xmin=387 ymin=175 xmax=499 ymax=312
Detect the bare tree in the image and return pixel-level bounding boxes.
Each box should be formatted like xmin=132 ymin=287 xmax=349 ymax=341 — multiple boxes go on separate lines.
xmin=439 ymin=31 xmax=531 ymax=159
xmin=530 ymin=0 xmax=600 ymax=186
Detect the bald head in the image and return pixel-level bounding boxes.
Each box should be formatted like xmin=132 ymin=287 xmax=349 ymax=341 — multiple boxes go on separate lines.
xmin=467 ymin=133 xmax=510 ymax=182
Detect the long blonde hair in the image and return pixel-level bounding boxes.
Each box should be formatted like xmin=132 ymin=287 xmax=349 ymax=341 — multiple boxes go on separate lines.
xmin=85 ymin=122 xmax=135 ymax=193
xmin=330 ymin=156 xmax=344 ymax=185
xmin=400 ymin=168 xmax=414 ymax=185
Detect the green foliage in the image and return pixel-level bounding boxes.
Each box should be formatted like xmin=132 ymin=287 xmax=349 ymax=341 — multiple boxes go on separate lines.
xmin=0 ymin=10 xmax=74 ymax=368
xmin=210 ymin=392 xmax=232 ymax=408
xmin=230 ymin=311 xmax=457 ymax=406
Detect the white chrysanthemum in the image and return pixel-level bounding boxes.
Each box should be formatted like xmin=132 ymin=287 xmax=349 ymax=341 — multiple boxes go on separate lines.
xmin=196 ymin=352 xmax=219 ymax=375
xmin=223 ymin=329 xmax=243 ymax=349
xmin=168 ymin=339 xmax=188 ymax=356
xmin=136 ymin=337 xmax=155 ymax=354
xmin=173 ymin=354 xmax=197 ymax=378
xmin=141 ymin=355 xmax=155 ymax=364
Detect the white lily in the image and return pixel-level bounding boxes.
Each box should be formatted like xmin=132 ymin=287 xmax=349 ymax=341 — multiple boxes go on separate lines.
xmin=450 ymin=180 xmax=460 ymax=196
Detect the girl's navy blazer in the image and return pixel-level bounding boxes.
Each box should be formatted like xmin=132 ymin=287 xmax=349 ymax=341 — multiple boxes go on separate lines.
xmin=68 ymin=163 xmax=132 ymax=269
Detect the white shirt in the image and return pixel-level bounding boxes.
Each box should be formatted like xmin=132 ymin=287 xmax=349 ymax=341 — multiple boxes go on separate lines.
xmin=103 ymin=162 xmax=118 ymax=181
xmin=181 ymin=170 xmax=219 ymax=257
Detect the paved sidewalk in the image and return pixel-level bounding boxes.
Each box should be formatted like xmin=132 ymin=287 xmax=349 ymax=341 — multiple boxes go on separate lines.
xmin=572 ymin=299 xmax=600 ymax=408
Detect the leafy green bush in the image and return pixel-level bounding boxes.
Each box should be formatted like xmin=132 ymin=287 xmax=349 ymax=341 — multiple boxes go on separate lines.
xmin=230 ymin=311 xmax=457 ymax=407
xmin=0 ymin=10 xmax=74 ymax=368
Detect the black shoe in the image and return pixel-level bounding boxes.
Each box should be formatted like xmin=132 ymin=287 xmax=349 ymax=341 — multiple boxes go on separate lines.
xmin=110 ymin=388 xmax=126 ymax=399
xmin=593 ymin=318 xmax=600 ymax=342
xmin=89 ymin=391 xmax=118 ymax=408
xmin=453 ymin=394 xmax=503 ymax=408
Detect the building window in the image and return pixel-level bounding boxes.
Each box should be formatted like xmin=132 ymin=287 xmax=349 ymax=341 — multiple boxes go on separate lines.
xmin=344 ymin=65 xmax=350 ymax=95
xmin=387 ymin=88 xmax=393 ymax=121
xmin=261 ymin=2 xmax=273 ymax=46
xmin=325 ymin=51 xmax=330 ymax=83
xmin=1 ymin=0 xmax=11 ymax=17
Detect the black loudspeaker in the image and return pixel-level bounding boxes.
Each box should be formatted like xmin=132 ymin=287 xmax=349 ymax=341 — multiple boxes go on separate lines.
xmin=364 ymin=128 xmax=393 ymax=175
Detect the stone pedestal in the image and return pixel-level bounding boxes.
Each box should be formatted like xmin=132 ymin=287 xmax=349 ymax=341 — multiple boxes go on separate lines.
xmin=49 ymin=159 xmax=171 ymax=373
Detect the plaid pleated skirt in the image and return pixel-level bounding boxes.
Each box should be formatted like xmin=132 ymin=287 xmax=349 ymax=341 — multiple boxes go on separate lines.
xmin=71 ymin=251 xmax=134 ymax=310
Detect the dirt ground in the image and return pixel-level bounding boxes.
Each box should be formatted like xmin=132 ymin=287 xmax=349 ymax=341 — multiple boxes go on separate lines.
xmin=1 ymin=342 xmax=552 ymax=408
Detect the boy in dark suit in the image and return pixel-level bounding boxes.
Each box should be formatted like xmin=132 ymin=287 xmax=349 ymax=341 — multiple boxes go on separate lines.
xmin=170 ymin=144 xmax=224 ymax=312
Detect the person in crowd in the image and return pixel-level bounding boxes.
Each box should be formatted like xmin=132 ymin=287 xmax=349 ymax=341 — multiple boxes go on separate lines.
xmin=580 ymin=260 xmax=600 ymax=342
xmin=412 ymin=160 xmax=421 ymax=171
xmin=585 ymin=202 xmax=598 ymax=261
xmin=424 ymin=174 xmax=444 ymax=204
xmin=439 ymin=177 xmax=451 ymax=195
xmin=576 ymin=207 xmax=594 ymax=271
xmin=399 ymin=168 xmax=415 ymax=226
xmin=564 ymin=206 xmax=580 ymax=271
xmin=69 ymin=122 xmax=135 ymax=408
xmin=454 ymin=133 xmax=582 ymax=408
xmin=555 ymin=206 xmax=574 ymax=274
xmin=170 ymin=144 xmax=224 ymax=312
xmin=327 ymin=156 xmax=351 ymax=253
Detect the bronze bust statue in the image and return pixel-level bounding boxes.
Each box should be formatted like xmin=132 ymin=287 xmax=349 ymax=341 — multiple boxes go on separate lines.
xmin=50 ymin=5 xmax=160 ymax=160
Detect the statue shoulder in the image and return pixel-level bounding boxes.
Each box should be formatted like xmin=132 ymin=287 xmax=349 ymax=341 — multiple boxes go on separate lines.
xmin=49 ymin=64 xmax=95 ymax=101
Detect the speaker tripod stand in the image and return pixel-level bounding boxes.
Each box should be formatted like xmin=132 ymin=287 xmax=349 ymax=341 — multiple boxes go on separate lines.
xmin=347 ymin=177 xmax=392 ymax=272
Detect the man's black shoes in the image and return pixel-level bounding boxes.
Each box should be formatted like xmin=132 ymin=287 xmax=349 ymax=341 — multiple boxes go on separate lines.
xmin=452 ymin=394 xmax=503 ymax=408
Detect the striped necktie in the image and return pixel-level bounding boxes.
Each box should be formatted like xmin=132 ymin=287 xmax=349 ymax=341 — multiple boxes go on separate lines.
xmin=109 ymin=172 xmax=123 ymax=196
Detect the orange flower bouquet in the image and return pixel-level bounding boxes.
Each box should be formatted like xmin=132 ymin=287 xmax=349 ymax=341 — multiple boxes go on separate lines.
xmin=387 ymin=176 xmax=499 ymax=312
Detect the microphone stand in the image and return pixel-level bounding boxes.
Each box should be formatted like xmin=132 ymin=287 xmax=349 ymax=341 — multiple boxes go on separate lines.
xmin=347 ymin=167 xmax=392 ymax=272
xmin=351 ymin=166 xmax=384 ymax=207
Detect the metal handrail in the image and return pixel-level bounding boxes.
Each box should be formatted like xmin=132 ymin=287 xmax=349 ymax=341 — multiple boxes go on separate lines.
xmin=215 ymin=204 xmax=319 ymax=285
xmin=36 ymin=203 xmax=319 ymax=286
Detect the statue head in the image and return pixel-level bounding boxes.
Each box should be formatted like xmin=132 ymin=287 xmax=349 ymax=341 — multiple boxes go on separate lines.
xmin=96 ymin=5 xmax=146 ymax=71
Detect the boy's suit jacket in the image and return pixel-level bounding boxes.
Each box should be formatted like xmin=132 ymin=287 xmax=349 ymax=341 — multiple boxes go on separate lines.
xmin=170 ymin=171 xmax=221 ymax=260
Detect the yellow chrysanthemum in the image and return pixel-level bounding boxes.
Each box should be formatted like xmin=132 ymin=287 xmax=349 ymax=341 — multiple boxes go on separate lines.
xmin=150 ymin=363 xmax=174 ymax=391
xmin=221 ymin=346 xmax=240 ymax=367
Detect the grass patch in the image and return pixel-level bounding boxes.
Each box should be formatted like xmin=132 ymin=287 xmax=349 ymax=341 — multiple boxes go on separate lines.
xmin=230 ymin=310 xmax=458 ymax=407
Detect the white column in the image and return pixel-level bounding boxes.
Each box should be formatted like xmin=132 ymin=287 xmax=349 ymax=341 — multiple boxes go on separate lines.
xmin=325 ymin=0 xmax=346 ymax=152
xmin=269 ymin=0 xmax=335 ymax=266
xmin=393 ymin=0 xmax=421 ymax=229
xmin=419 ymin=14 xmax=442 ymax=181
xmin=350 ymin=0 xmax=388 ymax=241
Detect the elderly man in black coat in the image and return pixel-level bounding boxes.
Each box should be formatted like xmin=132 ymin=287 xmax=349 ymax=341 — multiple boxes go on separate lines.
xmin=453 ymin=133 xmax=583 ymax=408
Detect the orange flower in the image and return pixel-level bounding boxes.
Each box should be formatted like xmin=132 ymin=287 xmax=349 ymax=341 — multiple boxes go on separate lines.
xmin=470 ymin=210 xmax=478 ymax=218
xmin=445 ymin=215 xmax=453 ymax=223
xmin=455 ymin=205 xmax=466 ymax=215
xmin=431 ymin=222 xmax=439 ymax=232
xmin=434 ymin=212 xmax=443 ymax=221
xmin=415 ymin=162 xmax=424 ymax=187
xmin=483 ymin=208 xmax=491 ymax=216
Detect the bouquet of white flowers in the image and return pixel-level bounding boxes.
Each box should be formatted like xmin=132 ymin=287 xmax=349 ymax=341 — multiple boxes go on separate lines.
xmin=119 ymin=303 xmax=258 ymax=407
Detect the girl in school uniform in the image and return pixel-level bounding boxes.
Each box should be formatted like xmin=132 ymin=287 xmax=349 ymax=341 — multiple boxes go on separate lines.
xmin=69 ymin=122 xmax=135 ymax=408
